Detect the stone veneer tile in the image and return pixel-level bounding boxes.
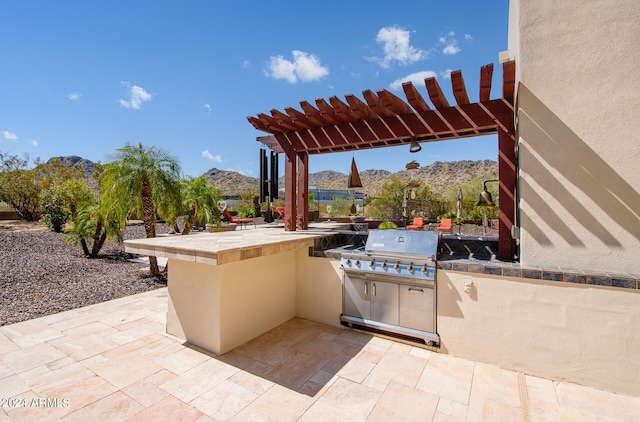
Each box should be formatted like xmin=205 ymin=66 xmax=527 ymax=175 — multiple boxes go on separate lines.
xmin=437 ymin=261 xmax=452 ymax=270
xmin=502 ymin=266 xmax=522 ymax=278
xmin=483 ymin=265 xmax=503 ymax=276
xmin=521 ymin=267 xmax=542 ymax=279
xmin=585 ymin=273 xmax=611 ymax=286
xmin=451 ymin=262 xmax=468 ymax=272
xmin=562 ymin=271 xmax=586 ymax=284
xmin=467 ymin=263 xmax=485 ymax=274
xmin=611 ymin=277 xmax=636 ymax=289
xmin=542 ymin=270 xmax=564 ymax=282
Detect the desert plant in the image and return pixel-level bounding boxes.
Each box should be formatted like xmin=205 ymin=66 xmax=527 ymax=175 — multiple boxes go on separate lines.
xmin=239 ymin=207 xmax=255 ymax=218
xmin=328 ymin=195 xmax=351 ymax=217
xmin=378 ymin=221 xmax=397 ymax=229
xmin=0 ymin=153 xmax=85 ymax=221
xmin=100 ymin=143 xmax=182 ymax=276
xmin=176 ymin=176 xmax=221 ymax=235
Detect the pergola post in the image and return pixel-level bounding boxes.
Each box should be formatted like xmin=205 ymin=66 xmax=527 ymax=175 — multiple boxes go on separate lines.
xmin=297 ymin=152 xmax=309 ymax=230
xmin=283 ymin=144 xmax=297 ymax=231
xmin=497 ymin=113 xmax=517 ymax=261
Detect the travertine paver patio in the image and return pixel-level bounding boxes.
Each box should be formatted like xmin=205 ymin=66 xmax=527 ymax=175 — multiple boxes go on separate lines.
xmin=1 ymin=288 xmax=639 ymax=421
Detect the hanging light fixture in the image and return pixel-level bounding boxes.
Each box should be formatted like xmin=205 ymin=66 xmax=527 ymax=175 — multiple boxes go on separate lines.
xmin=476 ymin=180 xmax=498 ymax=207
xmin=409 ymin=138 xmax=421 ymax=153
xmin=347 ymin=156 xmax=363 ymax=188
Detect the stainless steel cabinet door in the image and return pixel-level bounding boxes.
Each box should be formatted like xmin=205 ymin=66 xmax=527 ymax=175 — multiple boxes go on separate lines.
xmin=343 ymin=275 xmax=369 ymax=319
xmin=370 ymin=281 xmax=399 ymax=325
xmin=399 ymin=285 xmax=434 ymax=332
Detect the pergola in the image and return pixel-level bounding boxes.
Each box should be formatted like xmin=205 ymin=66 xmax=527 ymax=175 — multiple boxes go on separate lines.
xmin=248 ymin=61 xmax=516 ymax=261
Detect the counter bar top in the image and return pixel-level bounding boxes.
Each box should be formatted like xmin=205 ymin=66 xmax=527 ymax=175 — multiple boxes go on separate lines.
xmin=124 ymin=224 xmax=343 ymax=266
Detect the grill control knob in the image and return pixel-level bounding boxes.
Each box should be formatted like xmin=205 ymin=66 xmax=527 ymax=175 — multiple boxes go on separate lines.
xmin=381 ymin=261 xmax=387 ymax=270
xmin=355 ymin=260 xmax=360 ymax=267
xmin=407 ymin=264 xmax=414 ymax=272
xmin=346 ymin=259 xmax=351 ymax=266
xmin=394 ymin=262 xmax=400 ymax=271
xmin=421 ymin=265 xmax=428 ymax=274
xmin=369 ymin=260 xmax=375 ymax=268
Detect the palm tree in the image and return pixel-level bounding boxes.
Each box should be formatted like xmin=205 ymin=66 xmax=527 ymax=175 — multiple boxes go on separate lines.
xmin=177 ymin=176 xmax=221 ymax=235
xmin=64 ymin=199 xmax=125 ymax=258
xmin=101 ymin=143 xmax=182 ymax=276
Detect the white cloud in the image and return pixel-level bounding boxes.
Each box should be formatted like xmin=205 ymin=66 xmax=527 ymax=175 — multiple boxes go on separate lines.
xmin=465 ymin=34 xmax=473 ymax=41
xmin=440 ymin=31 xmax=461 ymax=55
xmin=440 ymin=69 xmax=453 ymax=79
xmin=119 ymin=82 xmax=153 ymax=109
xmin=389 ymin=70 xmax=437 ymax=91
xmin=201 ymin=150 xmax=222 ymax=163
xmin=375 ymin=26 xmax=425 ymax=69
xmin=241 ymin=59 xmax=250 ymax=68
xmin=2 ymin=130 xmax=18 ymax=141
xmin=204 ymin=104 xmax=212 ymax=112
xmin=67 ymin=93 xmax=81 ymax=100
xmin=30 ymin=139 xmax=38 ymax=147
xmin=267 ymin=50 xmax=329 ymax=83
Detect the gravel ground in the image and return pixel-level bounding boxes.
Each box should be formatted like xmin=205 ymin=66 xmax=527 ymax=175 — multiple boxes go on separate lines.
xmin=0 ymin=221 xmax=169 ymax=326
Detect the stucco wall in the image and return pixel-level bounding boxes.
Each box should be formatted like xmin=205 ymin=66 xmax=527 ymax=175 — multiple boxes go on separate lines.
xmin=167 ymin=251 xmax=297 ymax=354
xmin=295 ymin=249 xmax=343 ymax=327
xmin=438 ymin=270 xmax=640 ymax=396
xmin=509 ymin=0 xmax=640 ymax=273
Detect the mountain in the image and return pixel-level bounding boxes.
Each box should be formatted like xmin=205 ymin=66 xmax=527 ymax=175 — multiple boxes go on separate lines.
xmin=203 ymin=159 xmax=498 ymax=198
xmin=48 ymin=156 xmax=98 ymax=188
xmin=50 ymin=155 xmax=498 ymax=199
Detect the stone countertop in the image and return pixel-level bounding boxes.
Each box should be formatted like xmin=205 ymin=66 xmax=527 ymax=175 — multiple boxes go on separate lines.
xmin=124 ymin=223 xmax=345 ymax=266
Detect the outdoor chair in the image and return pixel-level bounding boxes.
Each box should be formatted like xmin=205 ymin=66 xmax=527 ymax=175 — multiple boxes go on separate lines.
xmin=223 ymin=209 xmax=255 ymax=229
xmin=438 ymin=218 xmax=453 ymax=233
xmin=406 ymin=217 xmax=424 ymax=230
xmin=275 ymin=207 xmax=285 ymax=219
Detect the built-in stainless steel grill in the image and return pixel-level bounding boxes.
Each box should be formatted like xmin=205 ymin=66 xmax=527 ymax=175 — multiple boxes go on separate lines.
xmin=340 ymin=229 xmax=440 ymax=346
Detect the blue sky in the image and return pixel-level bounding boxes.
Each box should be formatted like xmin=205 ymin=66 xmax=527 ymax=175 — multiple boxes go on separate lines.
xmin=0 ymin=1 xmax=509 ymax=179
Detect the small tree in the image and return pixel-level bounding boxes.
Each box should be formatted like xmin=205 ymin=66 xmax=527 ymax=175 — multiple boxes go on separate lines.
xmin=178 ymin=176 xmax=221 ymax=235
xmin=0 ymin=153 xmax=85 ymax=221
xmin=39 ymin=184 xmax=71 ymax=232
xmin=100 ymin=143 xmax=182 ymax=276
xmin=369 ymin=174 xmax=442 ymax=220
xmin=39 ymin=178 xmax=94 ymax=233
xmin=64 ymin=198 xmax=125 ymax=258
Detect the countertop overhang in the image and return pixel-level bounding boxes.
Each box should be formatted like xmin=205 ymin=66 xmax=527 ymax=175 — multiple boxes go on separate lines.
xmin=124 ymin=224 xmax=344 ymax=266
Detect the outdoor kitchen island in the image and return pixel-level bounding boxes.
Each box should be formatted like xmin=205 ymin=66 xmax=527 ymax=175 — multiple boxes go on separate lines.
xmin=124 ymin=224 xmax=348 ymax=355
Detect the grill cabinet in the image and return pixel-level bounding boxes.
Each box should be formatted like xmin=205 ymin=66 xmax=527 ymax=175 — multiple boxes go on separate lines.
xmin=340 ymin=229 xmax=440 ymax=346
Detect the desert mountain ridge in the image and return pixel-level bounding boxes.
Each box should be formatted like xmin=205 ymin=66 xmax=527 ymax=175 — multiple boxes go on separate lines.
xmin=204 ymin=159 xmax=497 ymax=197
xmin=49 ymin=156 xmax=497 ymax=198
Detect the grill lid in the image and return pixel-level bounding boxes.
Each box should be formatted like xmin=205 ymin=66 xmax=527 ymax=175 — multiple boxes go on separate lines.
xmin=365 ymin=229 xmax=439 ymax=259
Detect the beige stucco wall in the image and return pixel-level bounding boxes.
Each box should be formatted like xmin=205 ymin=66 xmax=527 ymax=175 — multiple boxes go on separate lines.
xmin=167 ymin=251 xmax=297 ymax=354
xmin=295 ymin=249 xmax=343 ymax=327
xmin=438 ymin=270 xmax=640 ymax=396
xmin=508 ymin=0 xmax=640 ymax=273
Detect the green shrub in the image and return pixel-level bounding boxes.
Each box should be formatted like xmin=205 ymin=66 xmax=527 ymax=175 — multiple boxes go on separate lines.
xmin=378 ymin=221 xmax=397 ymax=229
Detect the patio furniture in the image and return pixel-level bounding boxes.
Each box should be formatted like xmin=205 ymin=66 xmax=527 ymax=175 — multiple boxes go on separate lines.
xmin=223 ymin=209 xmax=255 ymax=229
xmin=406 ymin=217 xmax=424 ymax=230
xmin=275 ymin=207 xmax=285 ymax=219
xmin=438 ymin=218 xmax=453 ymax=233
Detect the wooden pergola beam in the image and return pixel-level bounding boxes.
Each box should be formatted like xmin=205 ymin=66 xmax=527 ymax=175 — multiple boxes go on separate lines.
xmin=248 ymin=61 xmax=518 ymax=261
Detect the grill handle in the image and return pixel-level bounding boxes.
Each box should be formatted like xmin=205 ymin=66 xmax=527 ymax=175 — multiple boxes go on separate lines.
xmin=372 ymin=283 xmax=376 ymax=296
xmin=364 ymin=282 xmax=368 ymax=296
xmin=408 ymin=288 xmax=424 ymax=293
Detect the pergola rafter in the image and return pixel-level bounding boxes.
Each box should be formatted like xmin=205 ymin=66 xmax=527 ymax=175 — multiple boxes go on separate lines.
xmin=248 ymin=61 xmax=517 ymax=261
